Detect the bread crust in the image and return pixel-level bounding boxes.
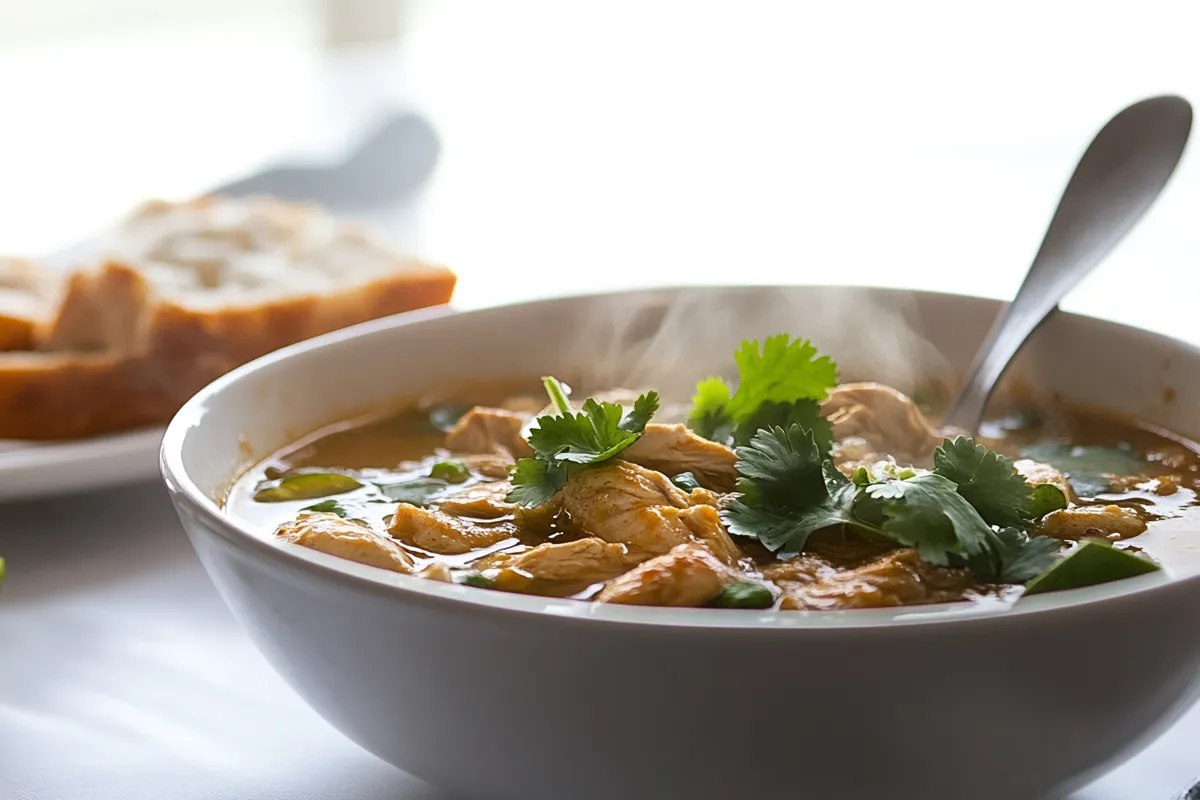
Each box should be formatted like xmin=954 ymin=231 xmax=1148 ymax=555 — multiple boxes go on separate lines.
xmin=0 ymin=263 xmax=455 ymax=440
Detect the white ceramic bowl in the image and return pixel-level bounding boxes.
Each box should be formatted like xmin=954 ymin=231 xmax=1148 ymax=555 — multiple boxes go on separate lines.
xmin=161 ymin=286 xmax=1200 ymax=800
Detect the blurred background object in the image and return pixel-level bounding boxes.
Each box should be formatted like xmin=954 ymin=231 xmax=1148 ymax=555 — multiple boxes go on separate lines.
xmin=1 ymin=0 xmax=1198 ymax=322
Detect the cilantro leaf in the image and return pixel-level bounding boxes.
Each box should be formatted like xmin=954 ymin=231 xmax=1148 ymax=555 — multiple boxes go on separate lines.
xmin=726 ymin=426 xmax=997 ymax=569
xmin=722 ymin=425 xmax=857 ymax=553
xmin=732 ymin=399 xmax=834 ymax=450
xmin=526 ymin=392 xmax=660 ymax=464
xmin=964 ymin=527 xmax=1062 ymax=583
xmin=620 ymin=391 xmax=660 ymax=433
xmin=507 ymin=379 xmax=660 ymax=507
xmin=726 ymin=335 xmax=839 ymax=418
xmin=933 ymin=436 xmax=1034 ymax=528
xmin=689 ymin=377 xmax=733 ymax=440
xmin=506 ymin=458 xmax=567 ymax=507
xmin=689 ymin=335 xmax=838 ymax=448
xmin=857 ymin=473 xmax=992 ymax=566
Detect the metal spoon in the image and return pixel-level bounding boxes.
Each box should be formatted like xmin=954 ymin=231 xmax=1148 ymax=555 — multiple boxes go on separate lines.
xmin=941 ymin=95 xmax=1193 ymax=434
xmin=1173 ymin=776 xmax=1200 ymax=799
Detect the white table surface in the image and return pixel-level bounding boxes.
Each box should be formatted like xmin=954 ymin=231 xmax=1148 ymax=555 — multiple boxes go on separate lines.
xmin=4 ymin=3 xmax=1200 ymax=797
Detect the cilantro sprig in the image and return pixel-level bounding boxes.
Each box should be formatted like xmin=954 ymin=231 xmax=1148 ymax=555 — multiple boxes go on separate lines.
xmin=690 ymin=334 xmax=838 ymax=447
xmin=506 ymin=377 xmax=660 ymax=507
xmin=722 ymin=427 xmax=1064 ymax=579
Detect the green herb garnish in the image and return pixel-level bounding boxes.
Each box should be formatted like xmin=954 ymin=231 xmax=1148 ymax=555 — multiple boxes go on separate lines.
xmin=1019 ymin=442 xmax=1143 ymax=498
xmin=723 ymin=426 xmax=1068 ymax=575
xmin=1022 ymin=539 xmax=1161 ymax=596
xmin=965 ymin=527 xmax=1062 ymax=583
xmin=934 ymin=436 xmax=1067 ymax=527
xmin=253 ymin=473 xmax=363 ymax=502
xmin=507 ymin=376 xmax=660 ymax=507
xmin=710 ymin=581 xmax=775 ymax=609
xmin=429 ymin=459 xmax=470 ymax=484
xmin=689 ymin=334 xmax=838 ymax=448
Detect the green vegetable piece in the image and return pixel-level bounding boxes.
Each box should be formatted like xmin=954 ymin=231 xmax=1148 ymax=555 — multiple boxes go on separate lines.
xmin=671 ymin=472 xmax=702 ymax=491
xmin=710 ymin=581 xmax=775 ymax=609
xmin=377 ymin=478 xmax=452 ymax=506
xmin=429 ymin=459 xmax=470 ymax=484
xmin=253 ymin=473 xmax=362 ymax=502
xmin=1019 ymin=442 xmax=1143 ymax=498
xmin=460 ymin=572 xmax=494 ymax=589
xmin=689 ymin=334 xmax=838 ymax=448
xmin=1023 ymin=539 xmax=1161 ymax=596
xmin=0 ymin=557 xmax=5 ymax=591
xmin=304 ymin=499 xmax=350 ymax=516
xmin=429 ymin=403 xmax=472 ymax=433
xmin=1030 ymin=483 xmax=1068 ymax=518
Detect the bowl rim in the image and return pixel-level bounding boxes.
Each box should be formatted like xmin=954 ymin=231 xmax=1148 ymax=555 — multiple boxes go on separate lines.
xmin=160 ymin=284 xmax=1196 ymax=631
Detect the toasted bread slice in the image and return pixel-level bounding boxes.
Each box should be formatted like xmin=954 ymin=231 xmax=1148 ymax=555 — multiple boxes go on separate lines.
xmin=0 ymin=196 xmax=456 ymax=440
xmin=0 ymin=258 xmax=57 ymax=351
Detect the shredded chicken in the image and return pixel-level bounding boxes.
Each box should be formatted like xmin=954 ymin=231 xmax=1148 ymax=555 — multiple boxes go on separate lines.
xmin=1014 ymin=459 xmax=1076 ymax=503
xmin=481 ymin=538 xmax=635 ymax=587
xmin=622 ymin=423 xmax=738 ymax=492
xmin=445 ymin=407 xmax=534 ymax=459
xmin=554 ymin=461 xmax=741 ymax=564
xmin=389 ymin=504 xmax=520 ymax=555
xmin=276 ymin=512 xmax=414 ymax=573
xmin=418 ymin=562 xmax=454 ymax=582
xmin=595 ymin=542 xmax=741 ymax=606
xmin=1040 ymin=505 xmax=1148 ymax=541
xmin=778 ymin=549 xmax=978 ymax=611
xmin=822 ymin=382 xmax=942 ymax=466
xmin=437 ymin=480 xmax=517 ymax=519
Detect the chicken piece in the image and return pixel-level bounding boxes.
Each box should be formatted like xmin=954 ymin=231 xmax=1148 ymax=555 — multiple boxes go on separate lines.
xmin=779 ymin=549 xmax=978 ymax=611
xmin=595 ymin=543 xmax=741 ymax=606
xmin=1014 ymin=458 xmax=1076 ymax=503
xmin=1040 ymin=504 xmax=1148 ymax=541
xmin=445 ymin=407 xmax=534 ymax=459
xmin=622 ymin=423 xmax=739 ymax=492
xmin=484 ymin=538 xmax=636 ymax=586
xmin=438 ymin=480 xmax=516 ymax=519
xmin=459 ymin=453 xmax=515 ymax=480
xmin=822 ymin=383 xmax=942 ymax=466
xmin=276 ymin=512 xmax=415 ymax=573
xmin=389 ymin=504 xmax=520 ymax=555
xmin=554 ymin=461 xmax=741 ymax=564
xmin=418 ymin=562 xmax=454 ymax=582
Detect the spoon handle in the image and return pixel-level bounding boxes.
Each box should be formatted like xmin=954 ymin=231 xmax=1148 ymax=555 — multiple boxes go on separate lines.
xmin=941 ymin=95 xmax=1193 ymax=433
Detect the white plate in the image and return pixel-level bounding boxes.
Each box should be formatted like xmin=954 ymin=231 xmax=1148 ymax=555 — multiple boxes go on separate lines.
xmin=0 ymin=428 xmax=164 ymax=502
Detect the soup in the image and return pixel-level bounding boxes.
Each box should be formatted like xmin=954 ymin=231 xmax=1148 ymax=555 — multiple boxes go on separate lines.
xmin=226 ymin=334 xmax=1200 ymax=611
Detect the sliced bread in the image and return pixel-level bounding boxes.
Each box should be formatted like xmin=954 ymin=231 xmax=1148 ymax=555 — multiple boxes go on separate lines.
xmin=0 ymin=195 xmax=456 ymax=440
